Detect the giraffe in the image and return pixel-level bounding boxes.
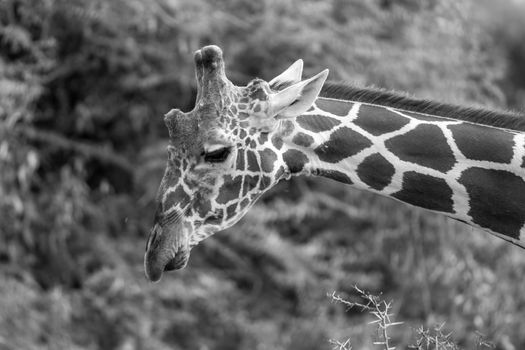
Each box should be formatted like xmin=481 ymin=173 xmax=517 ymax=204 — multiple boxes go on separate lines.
xmin=144 ymin=45 xmax=525 ymax=282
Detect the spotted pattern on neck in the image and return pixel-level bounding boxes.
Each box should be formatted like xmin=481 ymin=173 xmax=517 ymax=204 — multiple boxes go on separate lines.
xmin=282 ymin=97 xmax=525 ymax=242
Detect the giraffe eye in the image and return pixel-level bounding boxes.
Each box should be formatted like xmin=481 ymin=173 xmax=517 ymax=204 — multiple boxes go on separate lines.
xmin=204 ymin=147 xmax=231 ymax=163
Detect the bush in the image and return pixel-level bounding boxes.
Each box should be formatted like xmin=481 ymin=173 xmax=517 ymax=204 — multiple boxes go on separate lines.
xmin=1 ymin=0 xmax=525 ymax=349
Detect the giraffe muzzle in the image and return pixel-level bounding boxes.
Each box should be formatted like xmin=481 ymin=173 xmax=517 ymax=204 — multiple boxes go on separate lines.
xmin=144 ymin=221 xmax=190 ymax=282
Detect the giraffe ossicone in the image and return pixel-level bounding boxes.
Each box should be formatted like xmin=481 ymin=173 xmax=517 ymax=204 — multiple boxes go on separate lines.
xmin=145 ymin=45 xmax=525 ymax=282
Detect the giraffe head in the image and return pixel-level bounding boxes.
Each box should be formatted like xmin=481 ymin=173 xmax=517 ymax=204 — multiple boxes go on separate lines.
xmin=144 ymin=45 xmax=328 ymax=282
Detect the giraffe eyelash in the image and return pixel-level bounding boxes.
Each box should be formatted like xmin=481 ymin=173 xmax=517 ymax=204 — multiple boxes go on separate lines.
xmin=203 ymin=146 xmax=232 ymax=163
xmin=205 ymin=144 xmax=230 ymax=153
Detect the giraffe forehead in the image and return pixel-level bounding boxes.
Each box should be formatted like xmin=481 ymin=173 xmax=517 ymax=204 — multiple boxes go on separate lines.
xmin=167 ymin=108 xmax=237 ymax=154
xmin=234 ymin=82 xmax=272 ymax=117
xmin=244 ymin=79 xmax=271 ymax=99
xmin=172 ymin=83 xmax=273 ymax=143
xmin=165 ymin=112 xmax=200 ymax=151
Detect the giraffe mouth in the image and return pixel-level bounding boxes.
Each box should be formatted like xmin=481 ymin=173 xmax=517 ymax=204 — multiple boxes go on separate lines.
xmin=144 ymin=222 xmax=190 ymax=282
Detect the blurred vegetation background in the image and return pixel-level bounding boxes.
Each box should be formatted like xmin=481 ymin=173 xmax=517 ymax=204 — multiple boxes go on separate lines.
xmin=1 ymin=0 xmax=525 ymax=349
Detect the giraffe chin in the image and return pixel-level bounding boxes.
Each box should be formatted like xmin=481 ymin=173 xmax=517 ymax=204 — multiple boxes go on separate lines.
xmin=144 ymin=248 xmax=190 ymax=282
xmin=144 ymin=223 xmax=190 ymax=282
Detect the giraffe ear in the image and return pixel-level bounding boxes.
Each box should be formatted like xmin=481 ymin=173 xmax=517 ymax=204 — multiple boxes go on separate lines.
xmin=269 ymin=69 xmax=329 ymax=119
xmin=269 ymin=59 xmax=304 ymax=89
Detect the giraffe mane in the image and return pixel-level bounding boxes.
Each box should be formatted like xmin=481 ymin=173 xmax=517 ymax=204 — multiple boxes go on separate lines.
xmin=320 ymin=81 xmax=525 ymax=132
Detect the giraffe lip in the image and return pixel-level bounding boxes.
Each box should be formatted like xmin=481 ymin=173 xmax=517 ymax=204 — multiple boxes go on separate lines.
xmin=145 ymin=249 xmax=190 ymax=282
xmin=144 ymin=222 xmax=190 ymax=282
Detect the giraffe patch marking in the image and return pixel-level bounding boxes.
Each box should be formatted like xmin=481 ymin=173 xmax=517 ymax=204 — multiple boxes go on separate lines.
xmin=272 ymin=135 xmax=283 ymax=150
xmin=292 ymin=132 xmax=315 ymax=147
xmin=247 ymin=150 xmax=259 ymax=171
xmin=385 ymin=124 xmax=456 ymax=172
xmin=239 ymin=112 xmax=249 ymax=120
xmin=195 ymin=197 xmax=211 ymax=218
xmin=259 ymin=148 xmax=277 ymax=173
xmin=217 ymin=175 xmax=242 ymax=204
xmin=240 ymin=198 xmax=250 ymax=209
xmin=243 ymin=175 xmax=259 ymax=196
xmin=297 ymin=115 xmax=341 ymax=132
xmin=449 ymin=123 xmax=514 ymax=163
xmin=260 ymin=175 xmax=272 ymax=190
xmin=315 ymin=98 xmax=352 ymax=116
xmin=258 ymin=132 xmax=269 ymax=144
xmin=392 ymin=172 xmax=454 ymax=213
xmin=354 ymin=105 xmax=410 ymax=136
xmin=275 ymin=166 xmax=285 ymax=180
xmin=459 ymin=167 xmax=525 ymax=238
xmin=248 ymin=86 xmax=268 ymax=101
xmin=226 ymin=203 xmax=237 ymax=218
xmin=357 ymin=153 xmax=395 ymax=191
xmin=283 ymin=149 xmax=309 ymax=173
xmin=164 ymin=186 xmax=190 ymax=211
xmin=163 ymin=165 xmax=181 ymax=184
xmin=316 ymin=169 xmax=353 ymax=184
xmin=236 ymin=151 xmax=245 ymax=170
xmin=204 ymin=209 xmax=223 ymax=225
xmin=281 ymin=120 xmax=295 ymax=137
xmin=314 ymin=127 xmax=372 ymax=163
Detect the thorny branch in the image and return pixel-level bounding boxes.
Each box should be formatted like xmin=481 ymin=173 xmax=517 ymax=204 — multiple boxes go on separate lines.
xmin=330 ymin=286 xmax=403 ymax=350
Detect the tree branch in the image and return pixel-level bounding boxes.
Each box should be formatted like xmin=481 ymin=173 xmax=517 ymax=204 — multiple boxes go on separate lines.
xmin=10 ymin=125 xmax=134 ymax=174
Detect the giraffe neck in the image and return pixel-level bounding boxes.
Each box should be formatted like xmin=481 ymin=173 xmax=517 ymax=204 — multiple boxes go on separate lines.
xmin=280 ymin=96 xmax=525 ymax=245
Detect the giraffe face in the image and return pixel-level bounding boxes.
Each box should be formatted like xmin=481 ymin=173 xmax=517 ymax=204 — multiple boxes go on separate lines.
xmin=144 ymin=45 xmax=328 ymax=282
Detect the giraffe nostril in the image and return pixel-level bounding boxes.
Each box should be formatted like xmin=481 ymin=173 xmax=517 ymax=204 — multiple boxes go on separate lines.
xmin=164 ymin=250 xmax=190 ymax=271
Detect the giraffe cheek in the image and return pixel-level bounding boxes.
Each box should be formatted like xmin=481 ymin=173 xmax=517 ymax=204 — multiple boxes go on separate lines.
xmin=216 ymin=175 xmax=243 ymax=204
xmin=164 ymin=186 xmax=191 ymax=210
xmin=239 ymin=198 xmax=250 ymax=211
xmin=204 ymin=209 xmax=224 ymax=226
xmin=259 ymin=175 xmax=273 ymax=191
xmin=195 ymin=198 xmax=212 ymax=218
xmin=236 ymin=151 xmax=245 ymax=170
xmin=226 ymin=203 xmax=238 ymax=219
xmin=242 ymin=175 xmax=260 ymax=196
xmin=282 ymin=149 xmax=308 ymax=173
xmin=259 ymin=149 xmax=277 ymax=173
xmin=246 ymin=151 xmax=259 ymax=172
xmin=274 ymin=166 xmax=286 ymax=181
